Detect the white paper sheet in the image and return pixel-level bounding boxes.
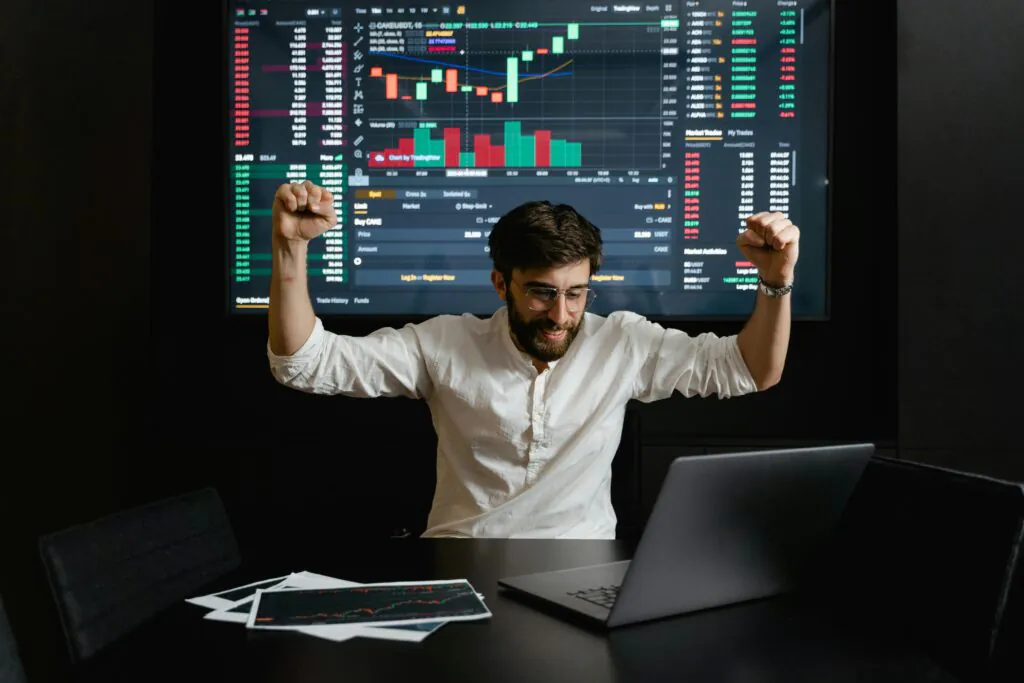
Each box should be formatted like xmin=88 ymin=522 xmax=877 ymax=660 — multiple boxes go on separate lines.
xmin=202 ymin=572 xmax=327 ymax=624
xmin=246 ymin=578 xmax=491 ymax=631
xmin=185 ymin=575 xmax=293 ymax=610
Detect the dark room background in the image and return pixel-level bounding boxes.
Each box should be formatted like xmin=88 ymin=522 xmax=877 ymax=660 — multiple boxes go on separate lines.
xmin=1 ymin=0 xmax=1022 ymax=679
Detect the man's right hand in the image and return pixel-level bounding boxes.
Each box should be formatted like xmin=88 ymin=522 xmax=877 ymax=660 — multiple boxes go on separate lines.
xmin=272 ymin=180 xmax=338 ymax=243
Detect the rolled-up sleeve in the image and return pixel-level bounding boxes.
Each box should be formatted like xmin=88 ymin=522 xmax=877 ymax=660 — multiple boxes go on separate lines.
xmin=267 ymin=317 xmax=433 ymax=399
xmin=625 ymin=316 xmax=758 ymax=401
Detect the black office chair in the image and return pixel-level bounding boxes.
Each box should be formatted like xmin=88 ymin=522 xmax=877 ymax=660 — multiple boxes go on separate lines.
xmin=38 ymin=487 xmax=241 ymax=661
xmin=992 ymin=532 xmax=1024 ymax=683
xmin=611 ymin=408 xmax=643 ymax=542
xmin=387 ymin=430 xmax=439 ymax=539
xmin=804 ymin=456 xmax=1024 ymax=683
xmin=0 ymin=595 xmax=26 ymax=683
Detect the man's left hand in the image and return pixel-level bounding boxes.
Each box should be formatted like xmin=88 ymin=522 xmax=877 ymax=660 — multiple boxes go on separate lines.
xmin=736 ymin=212 xmax=801 ymax=286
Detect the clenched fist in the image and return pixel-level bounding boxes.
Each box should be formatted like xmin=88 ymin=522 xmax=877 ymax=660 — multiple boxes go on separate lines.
xmin=736 ymin=211 xmax=800 ymax=287
xmin=272 ymin=180 xmax=338 ymax=243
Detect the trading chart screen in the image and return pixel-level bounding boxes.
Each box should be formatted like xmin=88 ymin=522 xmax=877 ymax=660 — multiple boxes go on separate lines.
xmin=249 ymin=582 xmax=490 ymax=627
xmin=227 ymin=0 xmax=831 ymax=318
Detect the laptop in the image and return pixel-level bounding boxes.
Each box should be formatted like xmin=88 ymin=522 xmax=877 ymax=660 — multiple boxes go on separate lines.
xmin=497 ymin=443 xmax=875 ymax=628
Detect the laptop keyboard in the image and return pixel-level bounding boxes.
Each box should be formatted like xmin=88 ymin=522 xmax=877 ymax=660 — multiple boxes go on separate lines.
xmin=569 ymin=584 xmax=620 ymax=609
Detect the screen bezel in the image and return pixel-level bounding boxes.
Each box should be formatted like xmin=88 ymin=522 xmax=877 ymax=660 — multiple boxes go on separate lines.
xmin=220 ymin=0 xmax=836 ymax=325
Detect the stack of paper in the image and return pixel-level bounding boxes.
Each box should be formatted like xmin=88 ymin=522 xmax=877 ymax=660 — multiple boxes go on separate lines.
xmin=185 ymin=571 xmax=491 ymax=643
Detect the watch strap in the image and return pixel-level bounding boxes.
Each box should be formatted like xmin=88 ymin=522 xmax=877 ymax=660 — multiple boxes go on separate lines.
xmin=758 ymin=275 xmax=794 ymax=297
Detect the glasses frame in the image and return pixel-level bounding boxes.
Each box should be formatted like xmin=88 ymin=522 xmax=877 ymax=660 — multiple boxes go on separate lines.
xmin=516 ymin=282 xmax=598 ymax=313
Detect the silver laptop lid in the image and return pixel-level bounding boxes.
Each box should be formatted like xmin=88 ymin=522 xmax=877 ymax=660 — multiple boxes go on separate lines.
xmin=607 ymin=443 xmax=875 ymax=627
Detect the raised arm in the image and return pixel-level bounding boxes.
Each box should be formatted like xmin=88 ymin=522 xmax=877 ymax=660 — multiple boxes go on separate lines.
xmin=266 ymin=180 xmax=433 ymax=399
xmin=629 ymin=211 xmax=798 ymax=400
xmin=734 ymin=211 xmax=799 ymax=390
xmin=269 ymin=180 xmax=335 ymax=356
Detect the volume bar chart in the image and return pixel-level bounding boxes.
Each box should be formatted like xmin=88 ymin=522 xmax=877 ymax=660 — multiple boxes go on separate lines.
xmin=368 ymin=122 xmax=582 ymax=168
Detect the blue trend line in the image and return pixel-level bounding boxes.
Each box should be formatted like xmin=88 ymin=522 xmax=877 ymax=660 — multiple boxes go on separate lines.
xmin=368 ymin=51 xmax=573 ymax=78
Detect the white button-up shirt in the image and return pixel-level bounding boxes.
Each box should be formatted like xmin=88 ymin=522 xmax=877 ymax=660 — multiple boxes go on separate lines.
xmin=267 ymin=307 xmax=758 ymax=539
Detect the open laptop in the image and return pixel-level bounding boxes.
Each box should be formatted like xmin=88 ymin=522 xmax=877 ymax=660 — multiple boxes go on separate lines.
xmin=497 ymin=443 xmax=875 ymax=629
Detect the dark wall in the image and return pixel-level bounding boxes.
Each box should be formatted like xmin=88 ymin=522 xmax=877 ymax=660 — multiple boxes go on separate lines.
xmin=0 ymin=1 xmax=154 ymax=680
xmin=897 ymin=0 xmax=1024 ymax=482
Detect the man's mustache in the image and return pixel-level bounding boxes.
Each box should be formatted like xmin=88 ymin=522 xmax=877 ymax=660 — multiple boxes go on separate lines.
xmin=532 ymin=321 xmax=571 ymax=333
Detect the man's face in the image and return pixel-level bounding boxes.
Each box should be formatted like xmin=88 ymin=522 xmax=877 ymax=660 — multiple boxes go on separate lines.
xmin=492 ymin=260 xmax=592 ymax=363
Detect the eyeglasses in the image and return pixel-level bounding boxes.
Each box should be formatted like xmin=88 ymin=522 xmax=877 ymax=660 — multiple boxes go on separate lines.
xmin=517 ymin=283 xmax=597 ymax=313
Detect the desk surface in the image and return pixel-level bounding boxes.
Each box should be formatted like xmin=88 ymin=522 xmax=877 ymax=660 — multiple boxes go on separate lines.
xmin=74 ymin=540 xmax=958 ymax=683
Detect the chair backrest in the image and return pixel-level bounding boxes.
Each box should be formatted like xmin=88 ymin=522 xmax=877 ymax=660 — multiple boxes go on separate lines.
xmin=611 ymin=408 xmax=643 ymax=542
xmin=992 ymin=533 xmax=1024 ymax=682
xmin=387 ymin=429 xmax=440 ymax=539
xmin=38 ymin=487 xmax=241 ymax=661
xmin=804 ymin=456 xmax=1024 ymax=683
xmin=0 ymin=596 xmax=26 ymax=683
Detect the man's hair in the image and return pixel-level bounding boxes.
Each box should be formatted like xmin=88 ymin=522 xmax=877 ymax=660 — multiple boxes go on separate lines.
xmin=488 ymin=201 xmax=603 ymax=283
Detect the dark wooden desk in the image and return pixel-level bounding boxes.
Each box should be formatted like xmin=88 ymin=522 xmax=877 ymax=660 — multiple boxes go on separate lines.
xmin=73 ymin=540 xmax=959 ymax=683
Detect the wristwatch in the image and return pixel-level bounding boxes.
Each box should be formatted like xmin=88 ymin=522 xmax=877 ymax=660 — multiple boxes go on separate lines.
xmin=758 ymin=275 xmax=794 ymax=298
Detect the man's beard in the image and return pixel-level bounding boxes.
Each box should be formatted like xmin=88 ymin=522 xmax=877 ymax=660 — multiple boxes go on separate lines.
xmin=506 ymin=291 xmax=583 ymax=363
